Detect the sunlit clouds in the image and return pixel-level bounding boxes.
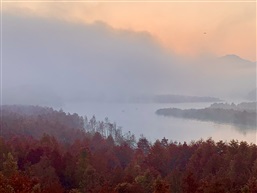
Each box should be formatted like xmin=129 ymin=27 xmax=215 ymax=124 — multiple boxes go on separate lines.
xmin=2 ymin=1 xmax=256 ymax=61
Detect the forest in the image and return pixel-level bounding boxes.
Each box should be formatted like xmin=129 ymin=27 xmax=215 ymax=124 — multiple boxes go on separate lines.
xmin=0 ymin=105 xmax=257 ymax=193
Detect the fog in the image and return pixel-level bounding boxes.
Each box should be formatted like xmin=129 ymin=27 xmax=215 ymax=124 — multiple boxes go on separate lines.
xmin=2 ymin=13 xmax=256 ymax=106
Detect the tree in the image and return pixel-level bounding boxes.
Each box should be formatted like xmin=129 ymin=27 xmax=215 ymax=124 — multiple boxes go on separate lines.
xmin=153 ymin=176 xmax=170 ymax=193
xmin=2 ymin=152 xmax=18 ymax=177
xmin=182 ymin=171 xmax=198 ymax=193
xmin=137 ymin=136 xmax=150 ymax=155
xmin=29 ymin=155 xmax=63 ymax=193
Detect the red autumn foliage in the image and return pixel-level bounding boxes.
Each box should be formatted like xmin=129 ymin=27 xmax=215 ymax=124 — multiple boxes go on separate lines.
xmin=0 ymin=105 xmax=256 ymax=193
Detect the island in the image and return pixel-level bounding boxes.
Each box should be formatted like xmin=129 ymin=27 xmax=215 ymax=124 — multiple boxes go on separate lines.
xmin=156 ymin=102 xmax=256 ymax=129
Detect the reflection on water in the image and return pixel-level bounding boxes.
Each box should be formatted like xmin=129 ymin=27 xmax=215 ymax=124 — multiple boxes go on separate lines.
xmin=62 ymin=102 xmax=256 ymax=144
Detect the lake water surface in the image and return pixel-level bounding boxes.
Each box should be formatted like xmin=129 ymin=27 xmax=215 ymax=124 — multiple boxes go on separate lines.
xmin=62 ymin=102 xmax=256 ymax=144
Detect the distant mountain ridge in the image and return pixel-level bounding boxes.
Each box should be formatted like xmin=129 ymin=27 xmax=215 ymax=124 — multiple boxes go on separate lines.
xmin=129 ymin=94 xmax=221 ymax=103
xmin=218 ymin=54 xmax=256 ymax=68
xmin=220 ymin=54 xmax=253 ymax=62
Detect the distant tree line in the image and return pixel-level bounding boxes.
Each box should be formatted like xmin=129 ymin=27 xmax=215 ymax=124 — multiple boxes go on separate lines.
xmin=209 ymin=102 xmax=256 ymax=113
xmin=156 ymin=107 xmax=257 ymax=129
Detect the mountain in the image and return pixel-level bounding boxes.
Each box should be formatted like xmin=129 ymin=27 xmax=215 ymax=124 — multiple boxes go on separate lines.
xmin=193 ymin=54 xmax=256 ymax=99
xmin=130 ymin=94 xmax=221 ymax=103
xmin=218 ymin=54 xmax=255 ymax=68
xmin=152 ymin=95 xmax=221 ymax=103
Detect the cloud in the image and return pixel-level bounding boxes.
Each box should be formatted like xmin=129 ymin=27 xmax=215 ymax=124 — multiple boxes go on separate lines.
xmin=2 ymin=13 xmax=255 ymax=105
xmin=3 ymin=2 xmax=256 ymax=61
xmin=2 ymin=13 xmax=179 ymax=103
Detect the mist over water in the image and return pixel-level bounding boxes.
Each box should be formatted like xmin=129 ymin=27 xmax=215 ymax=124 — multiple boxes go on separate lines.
xmin=2 ymin=12 xmax=256 ymax=143
xmin=62 ymin=102 xmax=256 ymax=144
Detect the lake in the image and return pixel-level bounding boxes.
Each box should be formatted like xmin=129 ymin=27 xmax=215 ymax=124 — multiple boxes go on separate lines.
xmin=62 ymin=102 xmax=257 ymax=144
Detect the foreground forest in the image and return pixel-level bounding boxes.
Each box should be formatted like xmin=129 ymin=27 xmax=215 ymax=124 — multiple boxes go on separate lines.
xmin=0 ymin=105 xmax=257 ymax=193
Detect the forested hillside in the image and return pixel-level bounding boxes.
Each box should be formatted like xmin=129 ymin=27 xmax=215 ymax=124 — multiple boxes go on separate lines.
xmin=0 ymin=105 xmax=257 ymax=193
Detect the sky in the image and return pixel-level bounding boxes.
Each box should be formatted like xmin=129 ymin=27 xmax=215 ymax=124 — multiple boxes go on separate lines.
xmin=2 ymin=1 xmax=256 ymax=61
xmin=1 ymin=1 xmax=256 ymax=105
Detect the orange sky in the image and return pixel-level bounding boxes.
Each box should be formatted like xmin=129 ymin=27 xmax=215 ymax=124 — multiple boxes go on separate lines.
xmin=2 ymin=1 xmax=256 ymax=61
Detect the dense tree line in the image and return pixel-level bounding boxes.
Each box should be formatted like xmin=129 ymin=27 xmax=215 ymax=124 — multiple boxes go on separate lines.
xmin=0 ymin=105 xmax=257 ymax=193
xmin=156 ymin=107 xmax=257 ymax=129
